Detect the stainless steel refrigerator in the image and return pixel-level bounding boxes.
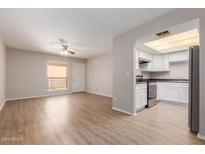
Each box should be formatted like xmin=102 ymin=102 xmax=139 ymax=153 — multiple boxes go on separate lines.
xmin=188 ymin=45 xmax=199 ymax=133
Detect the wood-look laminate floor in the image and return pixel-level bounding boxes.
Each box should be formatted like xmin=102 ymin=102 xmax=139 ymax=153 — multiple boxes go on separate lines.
xmin=0 ymin=92 xmax=204 ymax=145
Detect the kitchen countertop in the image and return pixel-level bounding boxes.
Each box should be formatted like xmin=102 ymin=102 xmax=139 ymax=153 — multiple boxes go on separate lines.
xmin=136 ymin=79 xmax=189 ymax=84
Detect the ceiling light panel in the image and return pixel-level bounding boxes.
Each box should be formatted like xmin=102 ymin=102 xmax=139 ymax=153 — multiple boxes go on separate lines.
xmin=144 ymin=29 xmax=199 ymax=53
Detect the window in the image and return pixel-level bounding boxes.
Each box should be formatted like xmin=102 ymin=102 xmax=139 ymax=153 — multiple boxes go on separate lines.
xmin=47 ymin=62 xmax=68 ymax=90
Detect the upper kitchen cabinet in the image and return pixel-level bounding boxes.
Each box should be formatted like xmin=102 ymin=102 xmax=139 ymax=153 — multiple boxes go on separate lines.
xmin=169 ymin=52 xmax=181 ymax=62
xmin=180 ymin=50 xmax=189 ymax=61
xmin=169 ymin=50 xmax=189 ymax=63
xmin=138 ymin=51 xmax=170 ymax=72
xmin=135 ymin=48 xmax=139 ymax=69
xmin=152 ymin=55 xmax=163 ymax=71
xmin=139 ymin=50 xmax=152 ymax=60
xmin=136 ymin=49 xmax=152 ymax=70
xmin=163 ymin=54 xmax=170 ymax=71
xmin=136 ymin=48 xmax=189 ymax=72
xmin=150 ymin=55 xmax=170 ymax=72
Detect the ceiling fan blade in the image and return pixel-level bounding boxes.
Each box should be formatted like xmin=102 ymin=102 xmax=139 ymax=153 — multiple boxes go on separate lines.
xmin=50 ymin=39 xmax=68 ymax=45
xmin=68 ymin=50 xmax=75 ymax=55
xmin=50 ymin=39 xmax=75 ymax=55
xmin=59 ymin=39 xmax=69 ymax=44
xmin=50 ymin=42 xmax=64 ymax=45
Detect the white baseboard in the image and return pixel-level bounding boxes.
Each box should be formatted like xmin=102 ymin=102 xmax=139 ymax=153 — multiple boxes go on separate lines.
xmin=86 ymin=90 xmax=112 ymax=98
xmin=0 ymin=99 xmax=6 ymax=111
xmin=72 ymin=90 xmax=85 ymax=93
xmin=197 ymin=133 xmax=205 ymax=140
xmin=5 ymin=92 xmax=72 ymax=101
xmin=112 ymin=107 xmax=136 ymax=116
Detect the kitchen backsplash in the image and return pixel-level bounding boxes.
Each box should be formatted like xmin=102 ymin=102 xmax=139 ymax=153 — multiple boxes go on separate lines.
xmin=136 ymin=69 xmax=151 ymax=78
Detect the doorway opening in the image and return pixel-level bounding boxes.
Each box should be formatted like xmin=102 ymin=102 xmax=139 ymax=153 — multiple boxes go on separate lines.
xmin=134 ymin=19 xmax=200 ymax=134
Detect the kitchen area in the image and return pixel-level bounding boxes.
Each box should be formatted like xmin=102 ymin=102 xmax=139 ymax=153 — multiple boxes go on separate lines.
xmin=134 ymin=19 xmax=200 ymax=134
xmin=135 ymin=48 xmax=189 ymax=111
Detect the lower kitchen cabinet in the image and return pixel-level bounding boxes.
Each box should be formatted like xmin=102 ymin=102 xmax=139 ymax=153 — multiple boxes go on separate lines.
xmin=136 ymin=83 xmax=147 ymax=109
xmin=179 ymin=87 xmax=188 ymax=103
xmin=157 ymin=82 xmax=188 ymax=104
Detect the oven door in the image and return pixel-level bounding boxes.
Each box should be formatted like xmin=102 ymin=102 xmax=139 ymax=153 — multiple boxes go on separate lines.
xmin=147 ymin=82 xmax=158 ymax=107
xmin=148 ymin=83 xmax=157 ymax=99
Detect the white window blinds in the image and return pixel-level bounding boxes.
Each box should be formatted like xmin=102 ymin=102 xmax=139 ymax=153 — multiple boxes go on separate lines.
xmin=47 ymin=62 xmax=68 ymax=90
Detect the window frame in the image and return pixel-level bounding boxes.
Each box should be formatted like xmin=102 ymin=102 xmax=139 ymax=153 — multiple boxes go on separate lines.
xmin=46 ymin=61 xmax=69 ymax=91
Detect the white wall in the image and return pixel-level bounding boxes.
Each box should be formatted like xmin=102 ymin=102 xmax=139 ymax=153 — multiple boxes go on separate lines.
xmin=113 ymin=9 xmax=205 ymax=136
xmin=0 ymin=37 xmax=5 ymax=110
xmin=6 ymin=48 xmax=86 ymax=100
xmin=86 ymin=53 xmax=113 ymax=97
xmin=150 ymin=61 xmax=189 ymax=79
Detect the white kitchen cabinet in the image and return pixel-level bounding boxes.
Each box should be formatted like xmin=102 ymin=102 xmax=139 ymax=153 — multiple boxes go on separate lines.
xmin=169 ymin=52 xmax=181 ymax=62
xmin=136 ymin=83 xmax=147 ymax=110
xmin=137 ymin=48 xmax=170 ymax=72
xmin=137 ymin=49 xmax=188 ymax=72
xmin=141 ymin=54 xmax=169 ymax=72
xmin=157 ymin=82 xmax=179 ymax=101
xmin=179 ymin=86 xmax=189 ymax=103
xmin=136 ymin=48 xmax=139 ymax=69
xmin=180 ymin=50 xmax=189 ymax=61
xmin=169 ymin=51 xmax=189 ymax=62
xmin=139 ymin=50 xmax=152 ymax=60
xmin=165 ymin=84 xmax=179 ymax=102
xmin=139 ymin=51 xmax=146 ymax=59
xmin=163 ymin=54 xmax=170 ymax=71
xmin=157 ymin=82 xmax=163 ymax=100
xmin=157 ymin=82 xmax=188 ymax=104
xmin=136 ymin=49 xmax=153 ymax=70
xmin=146 ymin=53 xmax=152 ymax=61
xmin=152 ymin=55 xmax=163 ymax=71
xmin=138 ymin=49 xmax=153 ymax=72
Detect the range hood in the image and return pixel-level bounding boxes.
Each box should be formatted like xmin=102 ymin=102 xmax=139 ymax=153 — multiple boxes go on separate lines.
xmin=139 ymin=57 xmax=151 ymax=64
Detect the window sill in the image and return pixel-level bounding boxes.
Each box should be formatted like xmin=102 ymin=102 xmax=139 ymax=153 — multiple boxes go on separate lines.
xmin=47 ymin=88 xmax=68 ymax=92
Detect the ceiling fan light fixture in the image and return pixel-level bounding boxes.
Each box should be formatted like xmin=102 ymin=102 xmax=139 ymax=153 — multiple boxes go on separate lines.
xmin=64 ymin=50 xmax=68 ymax=56
xmin=52 ymin=39 xmax=76 ymax=56
xmin=60 ymin=51 xmax=64 ymax=55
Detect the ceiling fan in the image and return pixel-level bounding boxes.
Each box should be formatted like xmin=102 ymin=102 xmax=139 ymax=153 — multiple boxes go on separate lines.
xmin=51 ymin=39 xmax=75 ymax=56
